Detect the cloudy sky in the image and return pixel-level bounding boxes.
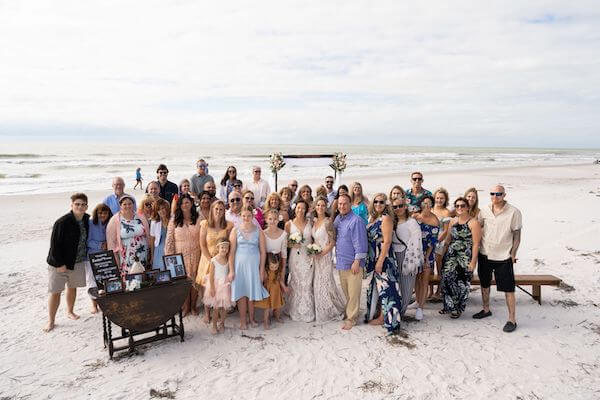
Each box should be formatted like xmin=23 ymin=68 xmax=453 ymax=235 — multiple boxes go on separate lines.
xmin=1 ymin=1 xmax=599 ymax=147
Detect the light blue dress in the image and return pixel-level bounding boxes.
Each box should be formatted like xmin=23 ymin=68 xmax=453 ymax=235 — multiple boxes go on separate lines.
xmin=231 ymin=228 xmax=269 ymax=302
xmin=352 ymin=202 xmax=369 ymax=225
xmin=152 ymin=226 xmax=167 ymax=271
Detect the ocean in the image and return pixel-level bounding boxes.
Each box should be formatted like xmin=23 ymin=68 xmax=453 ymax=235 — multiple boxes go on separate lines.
xmin=0 ymin=143 xmax=597 ymax=195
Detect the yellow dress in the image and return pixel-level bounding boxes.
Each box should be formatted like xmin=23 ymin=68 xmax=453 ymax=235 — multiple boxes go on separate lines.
xmin=195 ymin=220 xmax=233 ymax=287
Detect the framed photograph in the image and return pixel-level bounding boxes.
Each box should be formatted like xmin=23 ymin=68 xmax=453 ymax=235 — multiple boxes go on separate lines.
xmin=90 ymin=250 xmax=120 ymax=290
xmin=162 ymin=254 xmax=187 ymax=280
xmin=125 ymin=273 xmax=144 ymax=290
xmin=155 ymin=270 xmax=172 ymax=284
xmin=104 ymin=278 xmax=124 ymax=294
xmin=144 ymin=269 xmax=160 ymax=283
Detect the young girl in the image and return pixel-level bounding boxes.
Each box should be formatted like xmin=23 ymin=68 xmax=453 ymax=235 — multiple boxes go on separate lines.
xmin=203 ymin=238 xmax=234 ymax=334
xmin=255 ymin=210 xmax=288 ymax=329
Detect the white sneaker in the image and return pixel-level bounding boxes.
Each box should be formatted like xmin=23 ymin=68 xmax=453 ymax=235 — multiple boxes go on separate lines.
xmin=407 ymin=300 xmax=418 ymax=310
xmin=415 ymin=308 xmax=424 ymax=321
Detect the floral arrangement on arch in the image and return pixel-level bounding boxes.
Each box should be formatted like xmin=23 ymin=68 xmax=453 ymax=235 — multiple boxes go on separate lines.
xmin=269 ymin=152 xmax=286 ymax=174
xmin=329 ymin=152 xmax=347 ymax=173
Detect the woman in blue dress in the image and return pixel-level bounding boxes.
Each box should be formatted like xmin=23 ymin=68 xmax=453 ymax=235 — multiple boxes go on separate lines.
xmin=350 ymin=182 xmax=369 ymax=225
xmin=87 ymin=203 xmax=113 ymax=313
xmin=440 ymin=197 xmax=481 ymax=318
xmin=364 ymin=193 xmax=402 ymax=334
xmin=150 ymin=198 xmax=171 ymax=271
xmin=229 ymin=206 xmax=269 ymax=330
xmin=414 ymin=195 xmax=439 ymax=321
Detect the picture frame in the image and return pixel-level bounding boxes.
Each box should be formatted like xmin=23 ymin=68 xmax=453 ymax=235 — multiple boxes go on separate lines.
xmin=90 ymin=250 xmax=120 ymax=290
xmin=144 ymin=269 xmax=160 ymax=284
xmin=155 ymin=270 xmax=172 ymax=284
xmin=162 ymin=254 xmax=187 ymax=280
xmin=125 ymin=273 xmax=144 ymax=291
xmin=104 ymin=278 xmax=124 ymax=294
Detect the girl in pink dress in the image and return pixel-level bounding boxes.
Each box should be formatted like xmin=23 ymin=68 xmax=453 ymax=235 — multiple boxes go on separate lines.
xmin=203 ymin=238 xmax=234 ymax=334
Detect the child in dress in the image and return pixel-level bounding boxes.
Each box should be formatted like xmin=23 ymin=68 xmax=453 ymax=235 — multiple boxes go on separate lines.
xmin=203 ymin=238 xmax=234 ymax=334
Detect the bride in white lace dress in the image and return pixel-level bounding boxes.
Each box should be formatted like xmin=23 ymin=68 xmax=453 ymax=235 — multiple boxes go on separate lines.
xmin=285 ymin=200 xmax=315 ymax=322
xmin=312 ymin=197 xmax=345 ymax=322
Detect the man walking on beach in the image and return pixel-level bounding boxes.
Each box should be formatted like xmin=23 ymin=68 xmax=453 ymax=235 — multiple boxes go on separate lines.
xmin=334 ymin=194 xmax=368 ymax=330
xmin=405 ymin=171 xmax=432 ymax=214
xmin=44 ymin=193 xmax=90 ymax=332
xmin=190 ymin=159 xmax=214 ymax=196
xmin=473 ymin=185 xmax=522 ymax=333
xmin=103 ymin=177 xmax=136 ymax=215
xmin=244 ymin=166 xmax=270 ymax=208
xmin=156 ymin=164 xmax=178 ymax=203
xmin=325 ymin=176 xmax=336 ymax=206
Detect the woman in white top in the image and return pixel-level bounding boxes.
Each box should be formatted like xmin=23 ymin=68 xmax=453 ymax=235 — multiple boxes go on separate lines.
xmin=149 ymin=199 xmax=171 ymax=271
xmin=391 ymin=197 xmax=423 ymax=315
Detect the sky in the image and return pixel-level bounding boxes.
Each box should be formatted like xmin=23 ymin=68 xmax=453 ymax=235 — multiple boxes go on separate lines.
xmin=0 ymin=1 xmax=599 ymax=147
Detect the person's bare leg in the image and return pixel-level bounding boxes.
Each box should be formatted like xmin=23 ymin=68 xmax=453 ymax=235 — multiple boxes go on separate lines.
xmin=248 ymin=301 xmax=257 ymax=327
xmin=90 ymin=299 xmax=99 ymax=314
xmin=368 ymin=302 xmax=384 ymax=325
xmin=418 ymin=269 xmax=430 ymax=308
xmin=218 ymin=308 xmax=225 ymax=333
xmin=190 ymin=288 xmax=199 ymax=316
xmin=210 ymin=308 xmax=218 ymax=334
xmin=66 ymin=288 xmax=80 ymax=320
xmin=434 ymin=254 xmax=443 ymax=297
xmin=263 ymin=309 xmax=271 ymax=330
xmin=481 ymin=287 xmax=491 ymax=312
xmin=506 ymin=292 xmax=516 ymax=323
xmin=182 ymin=295 xmax=191 ymax=317
xmin=274 ymin=308 xmax=283 ymax=323
xmin=238 ymin=298 xmax=248 ymax=330
xmin=44 ymin=293 xmax=61 ymax=332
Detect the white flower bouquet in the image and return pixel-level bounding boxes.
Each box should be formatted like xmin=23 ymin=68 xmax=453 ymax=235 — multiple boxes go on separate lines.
xmin=288 ymin=232 xmax=304 ymax=247
xmin=329 ymin=152 xmax=347 ymax=173
xmin=307 ymin=243 xmax=322 ymax=255
xmin=269 ymin=152 xmax=286 ymax=174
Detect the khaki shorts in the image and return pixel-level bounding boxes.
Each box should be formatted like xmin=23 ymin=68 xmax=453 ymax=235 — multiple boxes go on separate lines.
xmin=48 ymin=261 xmax=87 ymax=293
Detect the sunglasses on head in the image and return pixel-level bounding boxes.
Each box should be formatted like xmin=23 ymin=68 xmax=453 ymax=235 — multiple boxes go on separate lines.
xmin=490 ymin=192 xmax=504 ymax=197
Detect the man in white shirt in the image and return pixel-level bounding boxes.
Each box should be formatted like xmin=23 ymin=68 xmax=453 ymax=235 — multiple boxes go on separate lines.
xmin=473 ymin=185 xmax=522 ymax=333
xmin=225 ymin=191 xmax=260 ymax=228
xmin=243 ymin=166 xmax=270 ymax=208
xmin=325 ymin=175 xmax=336 ymax=206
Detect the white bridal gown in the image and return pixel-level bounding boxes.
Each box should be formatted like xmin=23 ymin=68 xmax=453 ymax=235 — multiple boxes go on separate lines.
xmin=287 ymin=221 xmax=315 ymax=322
xmin=312 ymin=222 xmax=345 ymax=322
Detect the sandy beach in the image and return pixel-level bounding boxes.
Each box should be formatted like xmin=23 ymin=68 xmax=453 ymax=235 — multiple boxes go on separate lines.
xmin=1 ymin=163 xmax=599 ymax=400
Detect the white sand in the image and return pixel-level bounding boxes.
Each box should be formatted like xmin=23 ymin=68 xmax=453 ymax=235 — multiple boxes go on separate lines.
xmin=1 ymin=164 xmax=599 ymax=399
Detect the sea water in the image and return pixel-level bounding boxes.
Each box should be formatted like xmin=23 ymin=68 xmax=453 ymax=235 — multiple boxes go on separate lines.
xmin=0 ymin=143 xmax=597 ymax=195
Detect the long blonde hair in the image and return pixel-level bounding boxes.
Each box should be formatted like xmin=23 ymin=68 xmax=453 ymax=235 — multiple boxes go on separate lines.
xmin=368 ymin=193 xmax=394 ymax=223
xmin=350 ymin=181 xmax=368 ymax=205
xmin=464 ymin=187 xmax=480 ymax=217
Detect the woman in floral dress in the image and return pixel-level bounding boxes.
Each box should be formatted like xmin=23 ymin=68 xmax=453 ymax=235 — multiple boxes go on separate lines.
xmin=440 ymin=197 xmax=481 ymax=318
xmin=364 ymin=193 xmax=402 ymax=334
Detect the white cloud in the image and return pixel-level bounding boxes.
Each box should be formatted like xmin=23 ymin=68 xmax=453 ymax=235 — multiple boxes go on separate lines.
xmin=0 ymin=0 xmax=599 ymax=146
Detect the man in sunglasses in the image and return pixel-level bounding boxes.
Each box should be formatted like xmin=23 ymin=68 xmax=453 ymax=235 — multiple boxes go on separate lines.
xmin=405 ymin=171 xmax=432 ymax=214
xmin=324 ymin=176 xmax=336 ymax=207
xmin=473 ymin=185 xmax=522 ymax=333
xmin=225 ymin=191 xmax=260 ymax=228
xmin=243 ymin=166 xmax=270 ymax=208
xmin=190 ymin=159 xmax=214 ymax=196
xmin=155 ymin=164 xmax=178 ymax=203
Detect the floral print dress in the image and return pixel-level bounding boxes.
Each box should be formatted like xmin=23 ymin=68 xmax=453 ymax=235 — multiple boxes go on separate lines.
xmin=419 ymin=222 xmax=439 ymax=272
xmin=365 ymin=218 xmax=402 ymax=333
xmin=119 ymin=216 xmax=149 ymax=277
xmin=441 ymin=221 xmax=473 ymax=314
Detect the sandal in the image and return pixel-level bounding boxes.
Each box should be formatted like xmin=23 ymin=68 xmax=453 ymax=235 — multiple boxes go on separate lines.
xmin=439 ymin=309 xmax=449 ymax=315
xmin=450 ymin=311 xmax=461 ymax=319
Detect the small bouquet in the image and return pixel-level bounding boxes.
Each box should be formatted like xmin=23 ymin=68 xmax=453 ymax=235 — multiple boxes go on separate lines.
xmin=329 ymin=152 xmax=347 ymax=173
xmin=269 ymin=152 xmax=286 ymax=174
xmin=307 ymin=243 xmax=322 ymax=255
xmin=288 ymin=232 xmax=304 ymax=247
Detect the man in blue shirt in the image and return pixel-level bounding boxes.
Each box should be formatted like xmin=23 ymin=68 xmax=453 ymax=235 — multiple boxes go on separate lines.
xmin=334 ymin=193 xmax=367 ymax=330
xmin=103 ymin=177 xmax=136 ymax=214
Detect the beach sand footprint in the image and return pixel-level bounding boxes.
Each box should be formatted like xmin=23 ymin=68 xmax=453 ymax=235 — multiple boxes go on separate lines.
xmin=358 ymin=379 xmax=398 ymax=395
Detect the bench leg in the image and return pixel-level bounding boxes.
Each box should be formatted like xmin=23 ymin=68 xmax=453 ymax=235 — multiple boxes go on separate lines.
xmin=532 ymin=285 xmax=541 ymax=305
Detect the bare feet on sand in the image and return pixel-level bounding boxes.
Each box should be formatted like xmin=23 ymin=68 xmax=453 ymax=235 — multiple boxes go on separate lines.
xmin=67 ymin=312 xmax=80 ymax=320
xmin=342 ymin=321 xmax=353 ymax=330
xmin=43 ymin=322 xmax=55 ymax=332
xmin=368 ymin=316 xmax=384 ymax=326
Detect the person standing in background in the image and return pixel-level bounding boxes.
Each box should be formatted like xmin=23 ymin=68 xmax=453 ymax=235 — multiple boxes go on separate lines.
xmin=103 ymin=177 xmax=136 ymax=215
xmin=156 ymin=164 xmax=178 ymax=203
xmin=244 ymin=166 xmax=270 ymax=208
xmin=134 ymin=167 xmax=143 ymax=190
xmin=218 ymin=166 xmax=239 ymax=207
xmin=190 ymin=159 xmax=214 ymax=197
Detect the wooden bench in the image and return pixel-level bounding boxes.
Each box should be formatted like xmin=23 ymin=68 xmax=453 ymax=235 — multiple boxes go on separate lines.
xmin=429 ymin=274 xmax=562 ymax=305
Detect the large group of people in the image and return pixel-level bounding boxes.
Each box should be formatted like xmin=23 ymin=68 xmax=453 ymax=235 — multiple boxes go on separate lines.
xmin=44 ymin=161 xmax=522 ymax=336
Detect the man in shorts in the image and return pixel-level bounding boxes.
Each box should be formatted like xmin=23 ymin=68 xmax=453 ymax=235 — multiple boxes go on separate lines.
xmin=473 ymin=185 xmax=522 ymax=332
xmin=44 ymin=193 xmax=90 ymax=332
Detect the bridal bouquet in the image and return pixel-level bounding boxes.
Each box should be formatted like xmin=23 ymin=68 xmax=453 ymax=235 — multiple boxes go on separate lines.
xmin=307 ymin=243 xmax=322 ymax=255
xmin=269 ymin=152 xmax=286 ymax=174
xmin=329 ymin=152 xmax=347 ymax=173
xmin=288 ymin=232 xmax=304 ymax=246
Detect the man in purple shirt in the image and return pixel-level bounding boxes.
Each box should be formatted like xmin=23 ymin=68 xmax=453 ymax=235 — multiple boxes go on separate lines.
xmin=334 ymin=193 xmax=368 ymax=330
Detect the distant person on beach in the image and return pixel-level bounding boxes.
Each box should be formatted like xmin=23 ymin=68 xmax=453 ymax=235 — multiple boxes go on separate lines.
xmin=146 ymin=181 xmax=160 ymax=200
xmin=334 ymin=193 xmax=368 ymax=330
xmin=103 ymin=177 xmax=136 ymax=215
xmin=190 ymin=159 xmax=214 ymax=197
xmin=134 ymin=167 xmax=143 ymax=190
xmin=473 ymin=185 xmax=522 ymax=333
xmin=439 ymin=197 xmax=481 ymax=319
xmin=86 ymin=203 xmax=113 ymax=313
xmin=45 ymin=193 xmax=90 ymax=332
xmin=218 ymin=165 xmax=239 ymax=207
xmin=325 ymin=176 xmax=336 ymax=206
xmin=156 ymin=164 xmax=178 ymax=203
xmin=244 ymin=166 xmax=270 ymax=208
xmin=406 ymin=172 xmax=432 ymax=214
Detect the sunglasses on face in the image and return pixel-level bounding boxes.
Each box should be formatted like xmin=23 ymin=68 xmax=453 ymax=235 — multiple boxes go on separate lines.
xmin=412 ymin=177 xmax=423 ymax=181
xmin=158 ymin=171 xmax=168 ymax=175
xmin=290 ymin=184 xmax=297 ymax=188
xmin=490 ymin=192 xmax=504 ymax=197
xmin=230 ymin=198 xmax=242 ymax=203
xmin=392 ymin=204 xmax=405 ymax=209
xmin=144 ymin=203 xmax=153 ymax=208
xmin=244 ymin=197 xmax=254 ymax=201
xmin=373 ymin=200 xmax=385 ymax=205
xmin=253 ymin=170 xmax=261 ymax=173
xmin=455 ymin=203 xmax=468 ymax=209
xmin=197 ymin=164 xmax=207 ymax=168
xmin=326 ymin=181 xmax=334 ymax=184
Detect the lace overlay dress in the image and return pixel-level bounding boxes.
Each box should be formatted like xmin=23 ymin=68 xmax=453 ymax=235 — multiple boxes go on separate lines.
xmin=287 ymin=222 xmax=315 ymax=322
xmin=312 ymin=222 xmax=345 ymax=322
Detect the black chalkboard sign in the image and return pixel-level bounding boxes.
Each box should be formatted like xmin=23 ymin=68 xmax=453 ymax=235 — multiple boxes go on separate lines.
xmin=90 ymin=250 xmax=120 ymax=290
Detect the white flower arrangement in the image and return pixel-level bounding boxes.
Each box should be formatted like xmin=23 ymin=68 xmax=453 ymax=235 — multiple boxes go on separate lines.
xmin=288 ymin=232 xmax=304 ymax=246
xmin=329 ymin=152 xmax=347 ymax=173
xmin=307 ymin=243 xmax=322 ymax=255
xmin=269 ymin=152 xmax=286 ymax=174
